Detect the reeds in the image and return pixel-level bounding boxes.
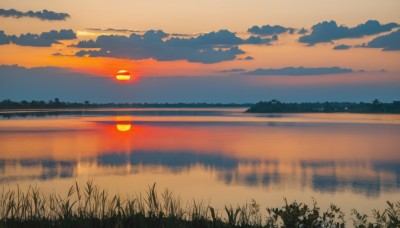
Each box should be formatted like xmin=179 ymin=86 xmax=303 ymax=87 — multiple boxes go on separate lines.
xmin=0 ymin=181 xmax=399 ymax=227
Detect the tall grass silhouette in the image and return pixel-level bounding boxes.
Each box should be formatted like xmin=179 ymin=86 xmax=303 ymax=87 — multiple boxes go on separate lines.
xmin=0 ymin=181 xmax=399 ymax=227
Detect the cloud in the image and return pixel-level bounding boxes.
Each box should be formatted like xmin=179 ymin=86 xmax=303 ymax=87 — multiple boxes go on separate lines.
xmin=217 ymin=68 xmax=246 ymax=73
xmin=245 ymin=35 xmax=277 ymax=44
xmin=170 ymin=33 xmax=199 ymax=37
xmin=74 ymin=29 xmax=273 ymax=64
xmin=244 ymin=67 xmax=353 ymax=76
xmin=299 ymin=20 xmax=399 ymax=45
xmin=0 ymin=30 xmax=11 ymax=44
xmin=238 ymin=56 xmax=254 ymax=61
xmin=2 ymin=29 xmax=76 ymax=47
xmin=72 ymin=39 xmax=98 ymax=48
xmin=40 ymin=29 xmax=76 ymax=40
xmin=86 ymin=28 xmax=143 ymax=33
xmin=364 ymin=29 xmax=400 ymax=51
xmin=333 ymin=44 xmax=352 ymax=50
xmin=298 ymin=28 xmax=308 ymax=35
xmin=84 ymin=27 xmax=199 ymax=37
xmin=178 ymin=29 xmax=241 ymax=45
xmin=10 ymin=33 xmax=60 ymax=47
xmin=248 ymin=25 xmax=294 ymax=36
xmin=0 ymin=8 xmax=70 ymax=21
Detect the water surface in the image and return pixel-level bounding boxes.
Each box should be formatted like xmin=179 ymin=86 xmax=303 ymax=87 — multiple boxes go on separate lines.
xmin=1 ymin=108 xmax=400 ymax=214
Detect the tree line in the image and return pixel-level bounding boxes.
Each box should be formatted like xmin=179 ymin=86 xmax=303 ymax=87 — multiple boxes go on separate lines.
xmin=1 ymin=98 xmax=400 ymax=113
xmin=0 ymin=98 xmax=252 ymax=109
xmin=246 ymin=99 xmax=400 ymax=113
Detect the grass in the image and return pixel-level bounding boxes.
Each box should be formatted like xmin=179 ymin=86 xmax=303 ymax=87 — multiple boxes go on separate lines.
xmin=0 ymin=181 xmax=399 ymax=227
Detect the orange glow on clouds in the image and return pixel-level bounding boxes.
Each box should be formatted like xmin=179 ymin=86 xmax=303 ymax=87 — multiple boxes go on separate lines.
xmin=0 ymin=44 xmax=219 ymax=78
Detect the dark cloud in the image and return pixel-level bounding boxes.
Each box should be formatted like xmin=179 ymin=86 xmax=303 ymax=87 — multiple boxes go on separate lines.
xmin=166 ymin=30 xmax=245 ymax=46
xmin=333 ymin=44 xmax=352 ymax=50
xmin=0 ymin=8 xmax=70 ymax=21
xmin=365 ymin=29 xmax=400 ymax=51
xmin=299 ymin=20 xmax=399 ymax=45
xmin=245 ymin=35 xmax=277 ymax=44
xmin=3 ymin=29 xmax=76 ymax=47
xmin=74 ymin=29 xmax=273 ymax=64
xmin=170 ymin=33 xmax=199 ymax=37
xmin=238 ymin=56 xmax=254 ymax=61
xmin=193 ymin=30 xmax=241 ymax=45
xmin=0 ymin=30 xmax=11 ymax=44
xmin=72 ymin=39 xmax=98 ymax=48
xmin=248 ymin=25 xmax=294 ymax=36
xmin=86 ymin=28 xmax=143 ymax=33
xmin=244 ymin=67 xmax=353 ymax=76
xmin=217 ymin=68 xmax=246 ymax=73
xmin=298 ymin=28 xmax=308 ymax=35
xmin=41 ymin=29 xmax=76 ymax=40
xmin=10 ymin=33 xmax=61 ymax=47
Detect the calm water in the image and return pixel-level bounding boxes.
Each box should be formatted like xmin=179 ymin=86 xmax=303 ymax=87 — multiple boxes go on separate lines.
xmin=1 ymin=108 xmax=400 ymax=214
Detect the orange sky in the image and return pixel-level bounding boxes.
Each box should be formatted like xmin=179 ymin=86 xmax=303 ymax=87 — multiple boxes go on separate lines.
xmin=0 ymin=0 xmax=399 ymax=76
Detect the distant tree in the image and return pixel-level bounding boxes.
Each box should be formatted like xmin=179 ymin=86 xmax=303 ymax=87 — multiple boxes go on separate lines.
xmin=370 ymin=99 xmax=384 ymax=112
xmin=323 ymin=102 xmax=334 ymax=112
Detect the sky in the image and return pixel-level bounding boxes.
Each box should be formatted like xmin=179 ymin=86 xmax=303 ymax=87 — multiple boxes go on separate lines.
xmin=0 ymin=0 xmax=399 ymax=103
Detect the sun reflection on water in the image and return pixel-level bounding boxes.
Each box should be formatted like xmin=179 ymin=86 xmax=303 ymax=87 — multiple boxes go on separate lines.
xmin=115 ymin=116 xmax=132 ymax=132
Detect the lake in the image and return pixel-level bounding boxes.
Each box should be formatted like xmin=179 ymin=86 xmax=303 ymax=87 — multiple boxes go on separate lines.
xmin=0 ymin=108 xmax=400 ymax=215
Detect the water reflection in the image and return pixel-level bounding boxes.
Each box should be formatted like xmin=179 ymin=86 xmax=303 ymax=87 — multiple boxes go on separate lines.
xmin=0 ymin=152 xmax=399 ymax=198
xmin=0 ymin=108 xmax=241 ymax=119
xmin=0 ymin=111 xmax=400 ymax=205
xmin=0 ymin=158 xmax=76 ymax=182
xmin=115 ymin=116 xmax=132 ymax=132
xmin=116 ymin=124 xmax=131 ymax=132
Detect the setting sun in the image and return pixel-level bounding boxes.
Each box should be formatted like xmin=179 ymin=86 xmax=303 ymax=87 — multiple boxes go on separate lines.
xmin=115 ymin=70 xmax=131 ymax=81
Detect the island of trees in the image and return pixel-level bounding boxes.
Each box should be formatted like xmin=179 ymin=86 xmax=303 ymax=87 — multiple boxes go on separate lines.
xmin=246 ymin=99 xmax=400 ymax=113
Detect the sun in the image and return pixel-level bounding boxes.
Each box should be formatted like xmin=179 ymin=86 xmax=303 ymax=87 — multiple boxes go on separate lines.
xmin=115 ymin=116 xmax=132 ymax=132
xmin=116 ymin=70 xmax=131 ymax=81
xmin=116 ymin=124 xmax=132 ymax=132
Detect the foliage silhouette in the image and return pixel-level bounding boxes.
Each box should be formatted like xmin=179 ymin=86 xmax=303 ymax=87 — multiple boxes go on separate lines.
xmin=1 ymin=181 xmax=400 ymax=227
xmin=246 ymin=99 xmax=400 ymax=113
